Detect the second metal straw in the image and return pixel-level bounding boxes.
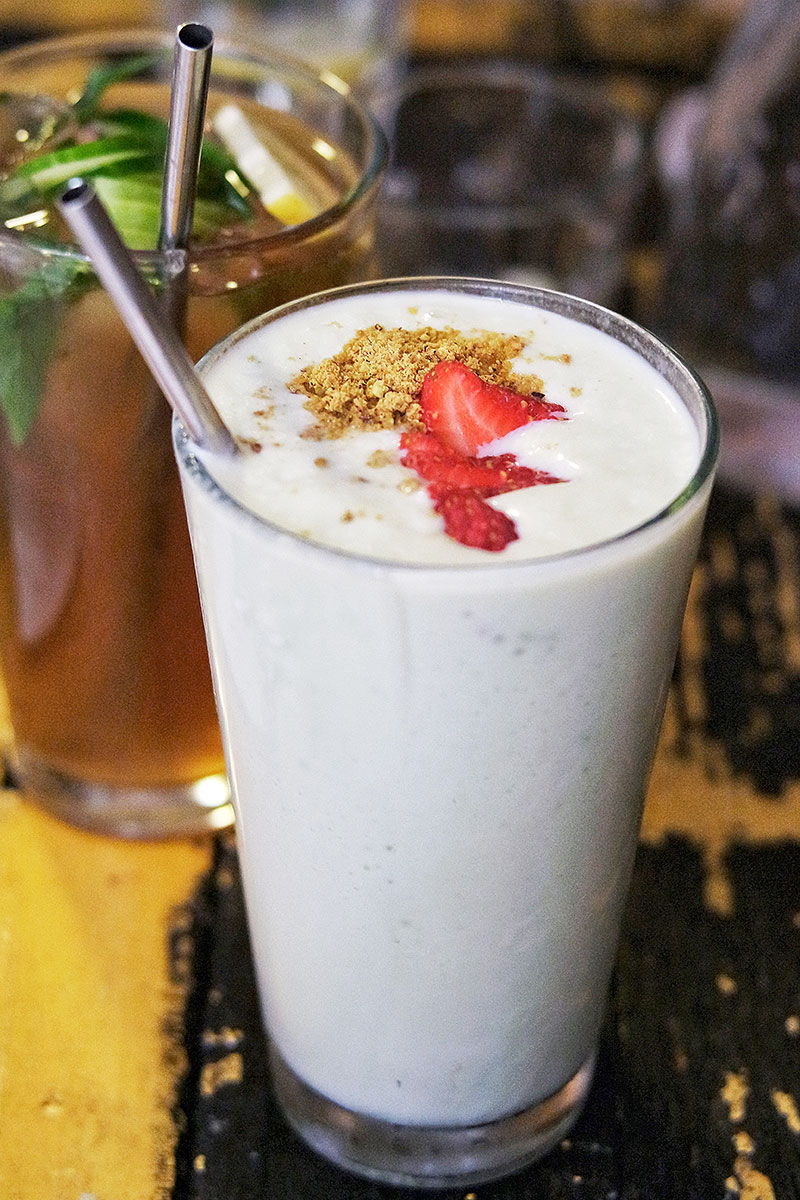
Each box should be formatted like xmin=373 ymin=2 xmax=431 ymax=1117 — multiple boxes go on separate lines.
xmin=59 ymin=179 xmax=237 ymax=456
xmin=160 ymin=22 xmax=214 ymax=252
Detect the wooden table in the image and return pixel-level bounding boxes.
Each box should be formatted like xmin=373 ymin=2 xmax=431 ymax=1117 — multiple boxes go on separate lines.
xmin=3 ymin=481 xmax=800 ymax=1199
xmin=0 ymin=789 xmax=211 ymax=1199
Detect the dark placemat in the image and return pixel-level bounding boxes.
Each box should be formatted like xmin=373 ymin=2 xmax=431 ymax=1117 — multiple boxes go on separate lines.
xmin=171 ymin=486 xmax=800 ymax=1198
xmin=172 ymin=836 xmax=800 ymax=1200
xmin=694 ymin=486 xmax=800 ymax=795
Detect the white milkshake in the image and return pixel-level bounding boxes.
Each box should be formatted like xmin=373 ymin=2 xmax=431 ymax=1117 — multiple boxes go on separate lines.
xmin=175 ymin=278 xmax=718 ymax=1187
xmin=201 ymin=288 xmax=699 ymax=563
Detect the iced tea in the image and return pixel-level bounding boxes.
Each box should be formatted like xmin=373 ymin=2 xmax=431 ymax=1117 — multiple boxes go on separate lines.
xmin=0 ymin=31 xmax=385 ymax=834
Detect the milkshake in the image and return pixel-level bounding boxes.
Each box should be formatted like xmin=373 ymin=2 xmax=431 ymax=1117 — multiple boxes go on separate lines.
xmin=175 ymin=278 xmax=718 ymax=1186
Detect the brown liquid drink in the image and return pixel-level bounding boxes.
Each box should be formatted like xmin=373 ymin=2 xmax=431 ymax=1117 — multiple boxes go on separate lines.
xmin=0 ymin=31 xmax=385 ymax=835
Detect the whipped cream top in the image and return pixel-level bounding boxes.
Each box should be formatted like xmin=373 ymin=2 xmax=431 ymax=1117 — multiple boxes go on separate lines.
xmin=199 ymin=288 xmax=701 ymax=565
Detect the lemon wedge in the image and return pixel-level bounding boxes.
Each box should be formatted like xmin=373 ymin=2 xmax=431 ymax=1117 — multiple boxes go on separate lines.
xmin=212 ymin=104 xmax=315 ymax=226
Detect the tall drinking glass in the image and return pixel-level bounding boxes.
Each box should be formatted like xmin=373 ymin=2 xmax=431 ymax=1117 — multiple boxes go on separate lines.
xmin=175 ymin=278 xmax=718 ymax=1186
xmin=0 ymin=30 xmax=386 ymax=837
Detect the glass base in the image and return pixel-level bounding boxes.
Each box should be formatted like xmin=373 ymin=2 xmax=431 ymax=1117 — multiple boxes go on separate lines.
xmin=10 ymin=749 xmax=234 ymax=839
xmin=270 ymin=1044 xmax=595 ymax=1189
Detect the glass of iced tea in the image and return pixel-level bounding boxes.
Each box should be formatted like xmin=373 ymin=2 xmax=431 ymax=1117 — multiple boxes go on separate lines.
xmin=0 ymin=28 xmax=386 ymax=837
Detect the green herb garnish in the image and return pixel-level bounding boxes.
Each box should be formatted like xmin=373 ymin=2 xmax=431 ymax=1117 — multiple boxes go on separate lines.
xmin=0 ymin=258 xmax=90 ymax=444
xmin=70 ymin=52 xmax=157 ymax=125
xmin=0 ymin=55 xmax=253 ymax=443
xmin=3 ymin=135 xmax=156 ymax=202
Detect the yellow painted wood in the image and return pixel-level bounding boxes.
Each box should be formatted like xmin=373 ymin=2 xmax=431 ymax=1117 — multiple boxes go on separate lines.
xmin=409 ymin=0 xmax=534 ymax=54
xmin=0 ymin=0 xmax=159 ymax=29
xmin=642 ymin=696 xmax=800 ymax=915
xmin=642 ymin=561 xmax=800 ymax=915
xmin=0 ymin=791 xmax=211 ymax=1200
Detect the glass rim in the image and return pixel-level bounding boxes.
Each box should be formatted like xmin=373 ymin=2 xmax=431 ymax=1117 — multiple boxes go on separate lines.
xmin=176 ymin=275 xmax=720 ymax=576
xmin=0 ymin=25 xmax=388 ymax=268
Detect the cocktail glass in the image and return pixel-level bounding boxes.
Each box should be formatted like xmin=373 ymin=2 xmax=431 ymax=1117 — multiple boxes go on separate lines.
xmin=0 ymin=29 xmax=386 ymax=837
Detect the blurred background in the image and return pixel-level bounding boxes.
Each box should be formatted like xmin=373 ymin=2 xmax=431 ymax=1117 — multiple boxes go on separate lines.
xmin=4 ymin=0 xmax=800 ymax=500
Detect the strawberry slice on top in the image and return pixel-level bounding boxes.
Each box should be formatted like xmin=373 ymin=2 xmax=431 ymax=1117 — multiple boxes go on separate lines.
xmin=420 ymin=360 xmax=565 ymax=456
xmin=431 ymin=488 xmax=519 ymax=552
xmin=400 ymin=430 xmax=563 ymax=495
xmin=399 ymin=359 xmax=569 ymax=554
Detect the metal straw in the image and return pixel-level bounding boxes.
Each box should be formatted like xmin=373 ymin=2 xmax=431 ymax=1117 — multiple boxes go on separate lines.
xmin=58 ymin=179 xmax=237 ymax=456
xmin=159 ymin=23 xmax=214 ymax=251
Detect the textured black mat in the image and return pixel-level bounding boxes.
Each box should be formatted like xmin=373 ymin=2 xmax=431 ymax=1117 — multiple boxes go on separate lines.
xmin=172 ymin=835 xmax=800 ymax=1200
xmin=171 ymin=486 xmax=800 ymax=1199
xmin=697 ymin=488 xmax=800 ymax=795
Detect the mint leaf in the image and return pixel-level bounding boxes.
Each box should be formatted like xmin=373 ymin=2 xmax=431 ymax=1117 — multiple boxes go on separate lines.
xmin=72 ymin=53 xmax=158 ymax=124
xmin=0 ymin=260 xmax=89 ymax=445
xmin=97 ymin=108 xmax=167 ymax=138
xmin=98 ymin=108 xmax=251 ymax=216
xmin=0 ymin=53 xmax=256 ymax=443
xmin=92 ymin=171 xmax=164 ymax=249
xmin=7 ymin=134 xmax=156 ymax=196
xmin=197 ymin=137 xmax=252 ymax=216
xmin=93 ymin=171 xmax=238 ymax=249
xmin=0 ymin=113 xmax=251 ymax=236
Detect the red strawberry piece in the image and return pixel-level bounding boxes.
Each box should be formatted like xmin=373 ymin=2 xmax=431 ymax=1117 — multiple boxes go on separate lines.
xmin=430 ymin=488 xmax=518 ymax=552
xmin=398 ymin=361 xmax=568 ymax=553
xmin=478 ymin=456 xmax=562 ymax=491
xmin=420 ymin=360 xmax=565 ymax=456
xmin=400 ymin=430 xmax=562 ymax=496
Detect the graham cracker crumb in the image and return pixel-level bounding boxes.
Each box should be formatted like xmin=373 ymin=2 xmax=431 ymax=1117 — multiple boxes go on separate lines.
xmin=366 ymin=449 xmax=395 ymax=468
xmin=289 ymin=325 xmax=543 ymax=439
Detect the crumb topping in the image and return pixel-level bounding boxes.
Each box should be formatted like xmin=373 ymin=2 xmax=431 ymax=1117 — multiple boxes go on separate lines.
xmin=288 ymin=324 xmax=543 ymax=439
xmin=366 ymin=449 xmax=395 ymax=468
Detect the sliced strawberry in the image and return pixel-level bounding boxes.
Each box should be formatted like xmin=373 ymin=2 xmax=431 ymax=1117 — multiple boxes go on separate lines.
xmin=400 ymin=430 xmax=561 ymax=496
xmin=397 ymin=361 xmax=568 ymax=553
xmin=420 ymin=360 xmax=565 ymax=456
xmin=430 ymin=488 xmax=518 ymax=552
